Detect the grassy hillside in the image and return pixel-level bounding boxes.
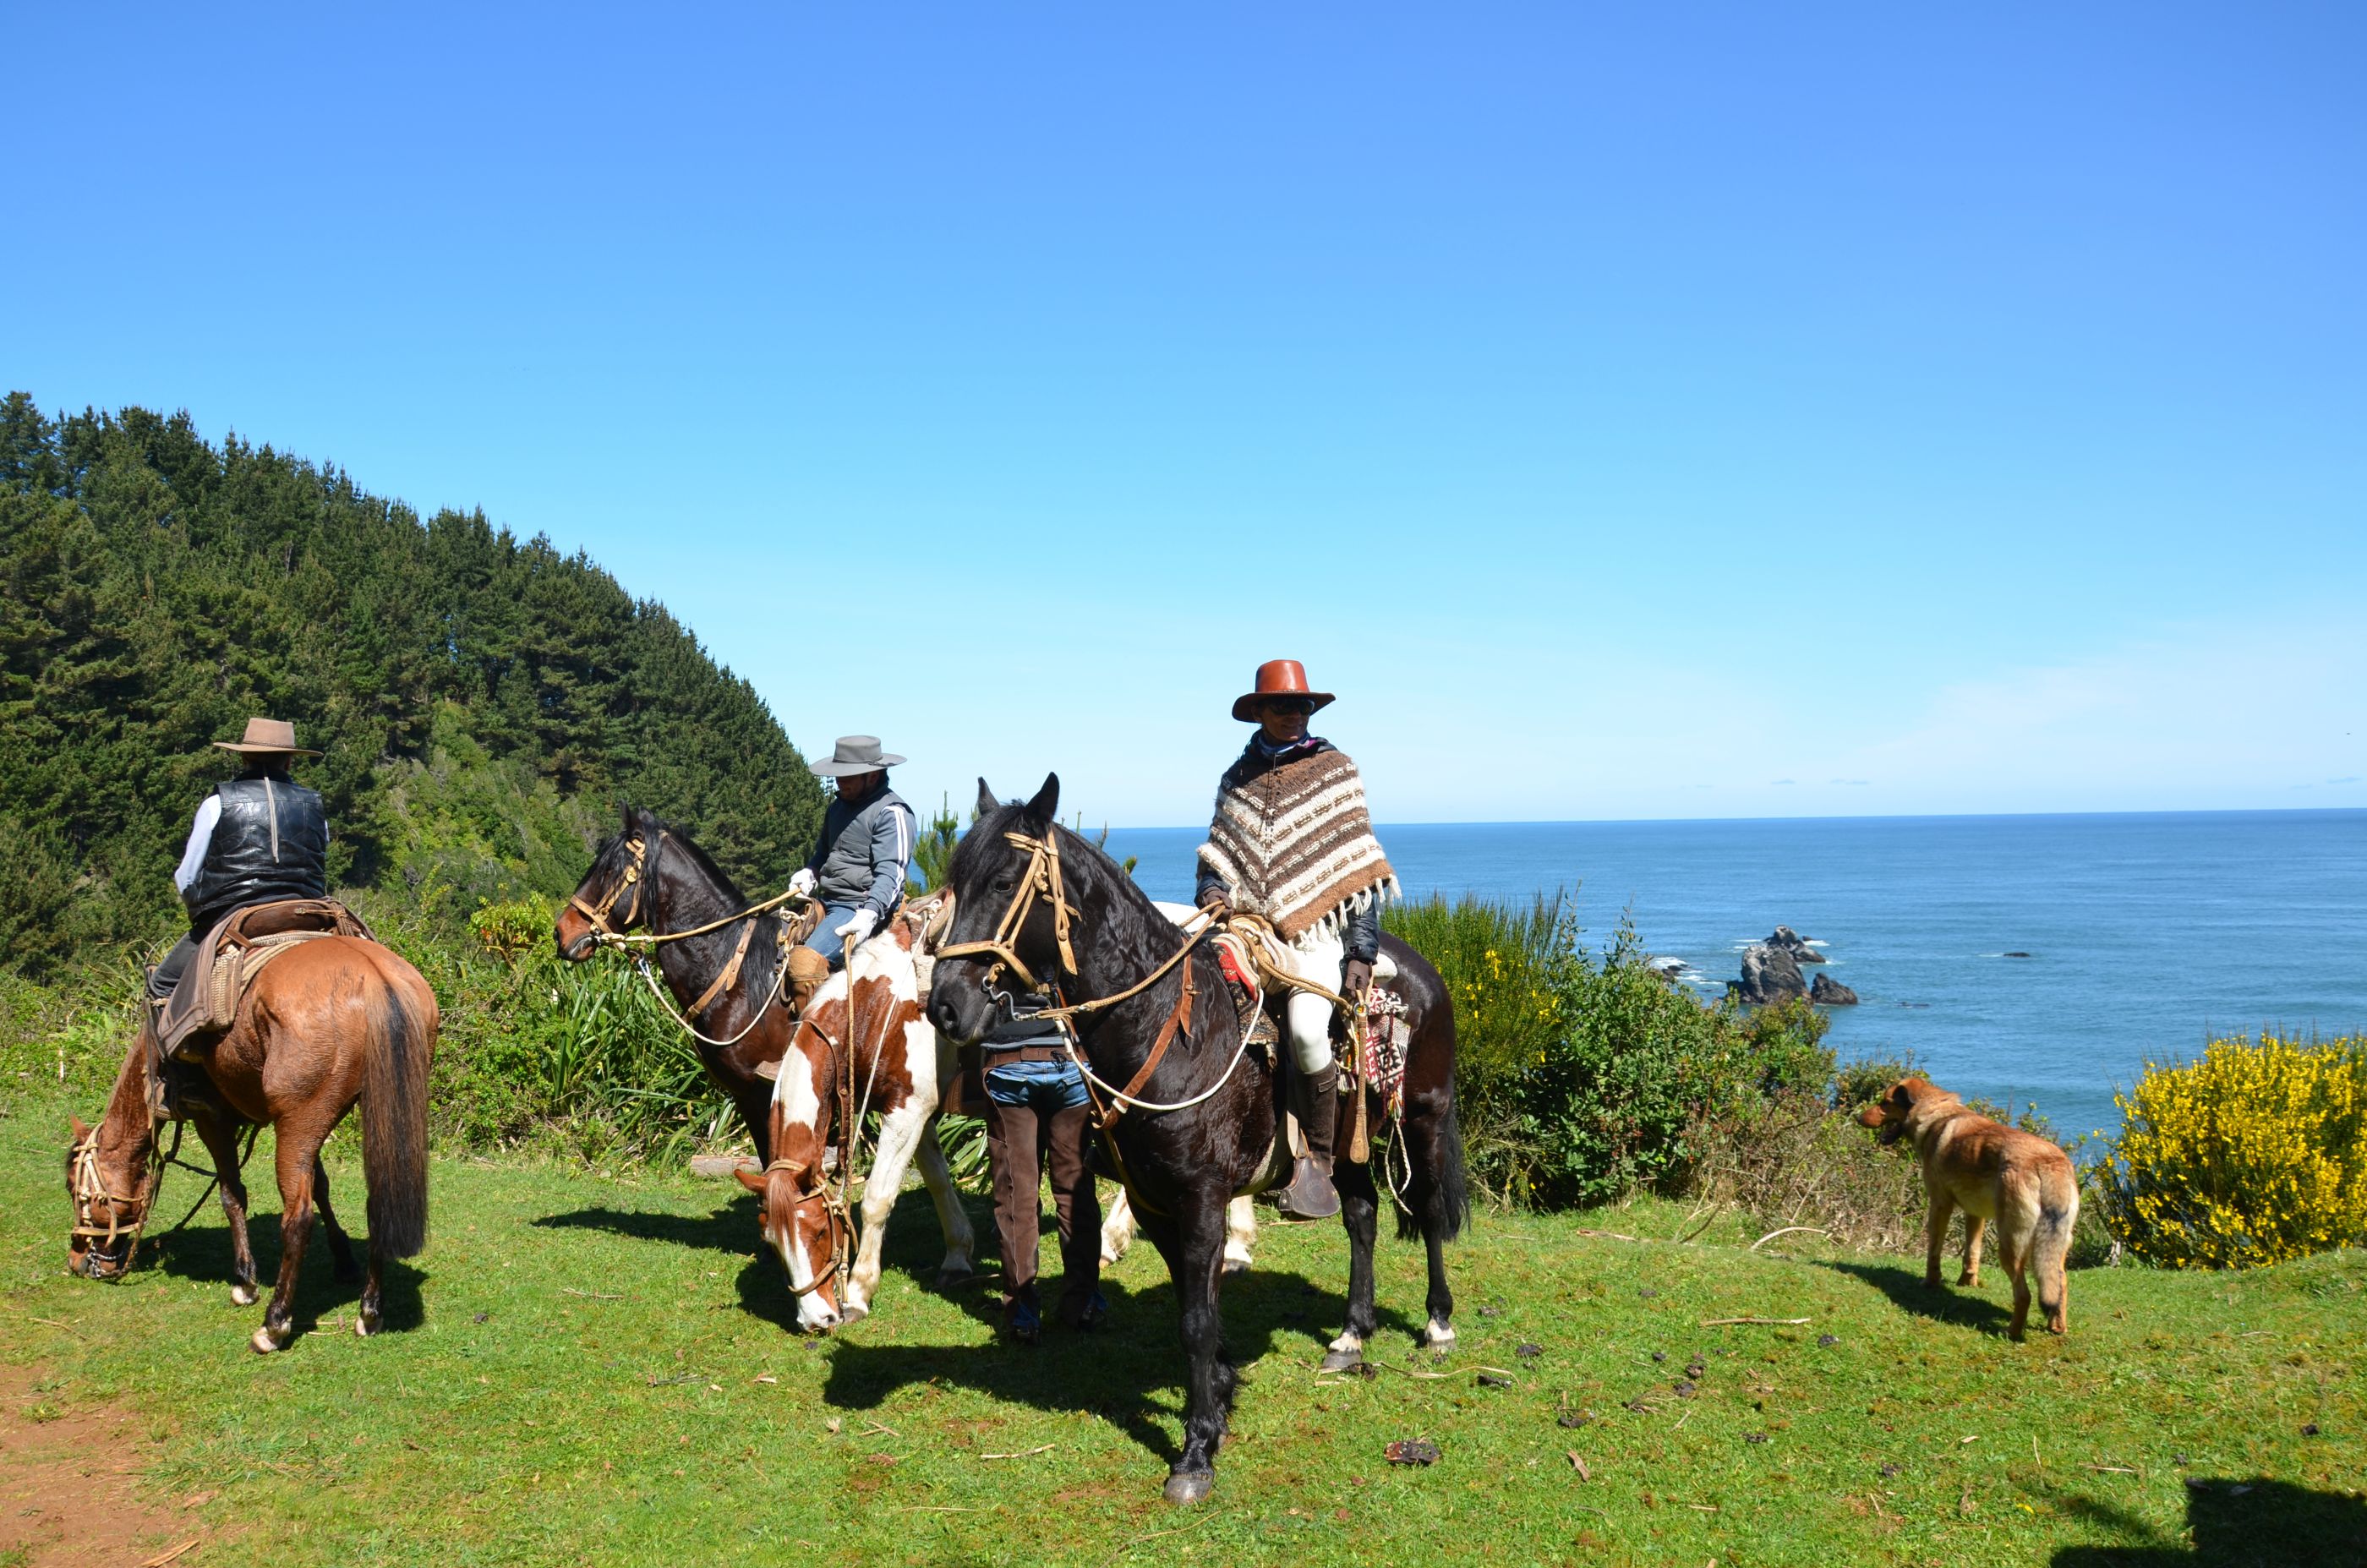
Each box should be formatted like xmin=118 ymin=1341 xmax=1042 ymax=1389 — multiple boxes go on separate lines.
xmin=2 ymin=1087 xmax=2359 ymax=1567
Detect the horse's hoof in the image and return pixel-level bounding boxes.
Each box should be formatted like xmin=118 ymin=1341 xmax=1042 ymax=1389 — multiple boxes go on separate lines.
xmin=230 ymin=1282 xmax=259 ymax=1307
xmin=1320 ymin=1347 xmax=1364 ymax=1373
xmin=1221 ymin=1254 xmax=1252 ymax=1276
xmin=250 ymin=1325 xmax=288 ymax=1355
xmin=355 ymin=1309 xmax=380 ymax=1339
xmin=1162 ymin=1470 xmax=1216 ymax=1505
xmin=1423 ymin=1319 xmax=1457 ymax=1349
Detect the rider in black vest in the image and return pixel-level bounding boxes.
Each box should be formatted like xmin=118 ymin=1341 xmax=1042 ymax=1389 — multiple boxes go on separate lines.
xmin=147 ymin=718 xmax=330 ymax=1003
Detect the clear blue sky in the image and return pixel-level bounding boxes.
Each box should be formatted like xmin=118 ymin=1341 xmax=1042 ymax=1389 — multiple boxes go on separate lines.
xmin=8 ymin=4 xmax=2362 ymax=826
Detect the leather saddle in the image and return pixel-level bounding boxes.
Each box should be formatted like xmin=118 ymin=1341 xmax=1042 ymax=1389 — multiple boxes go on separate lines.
xmin=151 ymin=898 xmax=375 ymax=1060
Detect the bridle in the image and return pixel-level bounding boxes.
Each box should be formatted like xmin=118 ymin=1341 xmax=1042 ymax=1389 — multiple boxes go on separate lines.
xmin=933 ymin=830 xmax=1078 ymax=992
xmin=567 ymin=833 xmax=652 ymax=944
xmin=758 ymin=1156 xmax=853 ymax=1300
xmin=68 ymin=1128 xmax=154 ymax=1267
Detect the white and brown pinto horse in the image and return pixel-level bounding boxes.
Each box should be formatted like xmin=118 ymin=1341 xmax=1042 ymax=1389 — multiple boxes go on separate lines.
xmin=556 ymin=810 xmax=974 ymax=1326
xmin=741 ymin=904 xmax=976 ymax=1331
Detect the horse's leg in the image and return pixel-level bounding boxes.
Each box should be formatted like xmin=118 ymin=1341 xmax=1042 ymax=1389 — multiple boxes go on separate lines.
xmin=254 ymin=1128 xmax=325 ymax=1353
xmin=310 ymin=1152 xmax=363 ymax=1284
xmin=910 ymin=1112 xmax=977 ymax=1286
xmin=1222 ymin=1194 xmax=1256 ymax=1275
xmin=1163 ymin=1190 xmax=1235 ymax=1505
xmin=190 ymin=1112 xmax=259 ymax=1306
xmin=842 ymin=1095 xmax=935 ymax=1321
xmin=734 ymin=1081 xmax=774 ymax=1166
xmin=1405 ymin=1113 xmax=1458 ymax=1348
xmin=1325 ymin=1154 xmax=1381 ymax=1370
xmin=1101 ymin=1186 xmax=1135 ymax=1265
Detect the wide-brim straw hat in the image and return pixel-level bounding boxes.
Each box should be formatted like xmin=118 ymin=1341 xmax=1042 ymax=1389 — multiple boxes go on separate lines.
xmin=211 ymin=717 xmax=321 ymax=757
xmin=1231 ymin=659 xmax=1336 ymax=724
xmin=811 ymin=735 xmax=906 ymax=778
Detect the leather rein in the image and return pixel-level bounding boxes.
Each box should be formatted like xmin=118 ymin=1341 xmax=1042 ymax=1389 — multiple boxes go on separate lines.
xmin=936 ymin=829 xmax=1242 ymax=1126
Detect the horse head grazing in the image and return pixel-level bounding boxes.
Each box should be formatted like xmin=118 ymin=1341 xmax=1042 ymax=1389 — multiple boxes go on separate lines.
xmin=64 ymin=1107 xmax=156 ymax=1282
xmin=736 ymin=1149 xmax=850 ymax=1333
xmin=554 ymin=803 xmax=662 ymax=960
xmin=927 ymin=773 xmax=1076 ymax=1045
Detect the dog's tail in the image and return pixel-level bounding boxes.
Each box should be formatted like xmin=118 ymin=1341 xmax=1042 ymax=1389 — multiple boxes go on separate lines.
xmin=2032 ymin=1159 xmax=2078 ymax=1335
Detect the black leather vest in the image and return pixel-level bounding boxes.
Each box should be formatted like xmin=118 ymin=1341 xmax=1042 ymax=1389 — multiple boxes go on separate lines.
xmin=183 ymin=776 xmax=329 ymax=933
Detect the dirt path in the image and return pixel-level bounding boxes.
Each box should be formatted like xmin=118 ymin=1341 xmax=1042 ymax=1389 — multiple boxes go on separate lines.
xmin=1 ymin=1360 xmax=224 ymax=1568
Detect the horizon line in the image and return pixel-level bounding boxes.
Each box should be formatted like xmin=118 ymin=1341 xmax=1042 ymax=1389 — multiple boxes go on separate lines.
xmin=1094 ymin=804 xmax=2367 ymax=833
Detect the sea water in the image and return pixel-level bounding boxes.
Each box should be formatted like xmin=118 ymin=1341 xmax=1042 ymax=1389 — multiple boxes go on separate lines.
xmin=1102 ymin=810 xmax=2367 ymax=1146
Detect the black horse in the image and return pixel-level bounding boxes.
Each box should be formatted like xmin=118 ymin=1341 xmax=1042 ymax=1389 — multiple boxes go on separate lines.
xmin=927 ymin=775 xmax=1468 ymax=1505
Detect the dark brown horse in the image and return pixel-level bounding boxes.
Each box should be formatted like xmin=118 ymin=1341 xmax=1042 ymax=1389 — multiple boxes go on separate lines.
xmin=67 ymin=937 xmax=435 ymax=1352
xmin=553 ymin=805 xmax=812 ymax=1161
xmin=927 ymin=776 xmax=1468 ymax=1505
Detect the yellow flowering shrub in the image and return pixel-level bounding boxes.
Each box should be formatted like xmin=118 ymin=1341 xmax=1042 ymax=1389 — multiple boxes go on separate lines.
xmin=2099 ymin=1033 xmax=2367 ymax=1269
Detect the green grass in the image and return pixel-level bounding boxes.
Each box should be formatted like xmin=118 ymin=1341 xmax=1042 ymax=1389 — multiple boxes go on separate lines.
xmin=3 ymin=1085 xmax=2361 ymax=1567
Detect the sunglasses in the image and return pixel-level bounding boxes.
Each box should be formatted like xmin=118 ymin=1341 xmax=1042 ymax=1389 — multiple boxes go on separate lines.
xmin=1260 ymin=697 xmax=1316 ymax=717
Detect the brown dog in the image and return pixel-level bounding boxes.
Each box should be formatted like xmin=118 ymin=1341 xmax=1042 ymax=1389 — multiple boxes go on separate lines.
xmin=1857 ymin=1078 xmax=2078 ymax=1339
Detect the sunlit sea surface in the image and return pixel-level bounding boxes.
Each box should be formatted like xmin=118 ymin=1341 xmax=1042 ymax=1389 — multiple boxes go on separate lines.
xmin=1102 ymin=811 xmax=2367 ymax=1146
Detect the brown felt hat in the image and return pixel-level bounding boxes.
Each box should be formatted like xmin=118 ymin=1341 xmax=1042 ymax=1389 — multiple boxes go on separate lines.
xmin=210 ymin=717 xmax=320 ymax=757
xmin=1231 ymin=659 xmax=1336 ymax=724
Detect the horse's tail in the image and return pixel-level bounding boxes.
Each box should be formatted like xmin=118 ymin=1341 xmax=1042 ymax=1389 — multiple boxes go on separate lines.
xmin=361 ymin=959 xmax=433 ymax=1259
xmin=1400 ymin=1088 xmax=1472 ymax=1243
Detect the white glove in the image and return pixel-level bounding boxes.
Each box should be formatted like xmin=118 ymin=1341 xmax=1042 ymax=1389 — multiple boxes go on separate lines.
xmin=834 ymin=909 xmax=878 ymax=944
xmin=789 ymin=868 xmax=817 ymax=899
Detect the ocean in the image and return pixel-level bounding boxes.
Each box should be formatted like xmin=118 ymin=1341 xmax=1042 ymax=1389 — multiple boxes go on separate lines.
xmin=1102 ymin=810 xmax=2367 ymax=1147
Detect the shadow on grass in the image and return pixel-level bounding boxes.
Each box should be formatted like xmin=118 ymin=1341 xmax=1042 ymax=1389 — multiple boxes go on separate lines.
xmin=533 ymin=1183 xmax=1426 ymax=1462
xmin=2051 ymin=1477 xmax=2367 ymax=1567
xmin=1819 ymin=1259 xmax=2013 ymax=1334
xmin=139 ymin=1213 xmax=429 ymax=1339
xmin=533 ymin=1196 xmax=756 ymax=1254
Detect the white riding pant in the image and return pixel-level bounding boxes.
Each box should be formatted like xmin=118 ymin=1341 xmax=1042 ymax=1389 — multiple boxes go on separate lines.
xmin=1276 ymin=925 xmax=1344 ymax=1076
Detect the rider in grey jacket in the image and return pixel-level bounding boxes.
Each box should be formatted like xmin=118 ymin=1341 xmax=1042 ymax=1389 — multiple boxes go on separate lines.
xmin=788 ymin=736 xmax=916 ymax=966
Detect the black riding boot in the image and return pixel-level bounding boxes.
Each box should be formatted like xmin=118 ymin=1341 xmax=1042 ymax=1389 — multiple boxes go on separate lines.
xmin=1277 ymin=1062 xmax=1342 ymax=1220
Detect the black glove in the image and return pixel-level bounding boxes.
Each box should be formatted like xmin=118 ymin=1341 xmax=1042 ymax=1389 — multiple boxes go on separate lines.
xmin=1342 ymin=958 xmax=1373 ymax=1001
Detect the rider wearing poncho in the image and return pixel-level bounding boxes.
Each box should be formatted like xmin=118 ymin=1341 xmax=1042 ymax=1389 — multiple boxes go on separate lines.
xmin=1195 ymin=660 xmax=1398 ymax=1221
xmin=788 ymin=736 xmax=918 ymax=968
xmin=150 ymin=717 xmax=331 ymax=1003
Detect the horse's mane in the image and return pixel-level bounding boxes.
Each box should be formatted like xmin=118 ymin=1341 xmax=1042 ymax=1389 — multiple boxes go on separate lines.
xmin=626 ymin=811 xmax=752 ymax=907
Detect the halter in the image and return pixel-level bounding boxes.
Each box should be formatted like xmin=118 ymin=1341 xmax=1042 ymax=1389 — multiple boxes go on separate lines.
xmin=567 ymin=834 xmax=651 ymax=940
xmin=934 ymin=831 xmax=1077 ymax=991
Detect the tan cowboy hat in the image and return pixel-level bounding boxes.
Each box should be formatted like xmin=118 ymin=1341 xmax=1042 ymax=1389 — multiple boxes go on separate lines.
xmin=211 ymin=717 xmax=321 ymax=757
xmin=810 ymin=735 xmax=906 ymax=778
xmin=1231 ymin=659 xmax=1336 ymax=724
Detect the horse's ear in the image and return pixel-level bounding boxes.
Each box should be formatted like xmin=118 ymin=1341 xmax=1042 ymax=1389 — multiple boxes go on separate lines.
xmin=975 ymin=778 xmax=998 ymax=818
xmin=620 ymin=800 xmax=637 ymax=830
xmin=68 ymin=1114 xmax=88 ymax=1142
xmin=1024 ymin=772 xmax=1059 ymax=827
xmin=733 ymin=1165 xmax=768 ymax=1195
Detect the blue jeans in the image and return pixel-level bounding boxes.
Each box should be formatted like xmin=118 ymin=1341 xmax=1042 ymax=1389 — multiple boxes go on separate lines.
xmin=803 ymin=904 xmax=861 ymax=968
xmin=982 ymin=1056 xmax=1091 ymax=1113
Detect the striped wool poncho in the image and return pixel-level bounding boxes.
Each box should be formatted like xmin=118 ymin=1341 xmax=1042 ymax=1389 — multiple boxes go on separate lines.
xmin=1195 ymin=746 xmax=1399 ymax=944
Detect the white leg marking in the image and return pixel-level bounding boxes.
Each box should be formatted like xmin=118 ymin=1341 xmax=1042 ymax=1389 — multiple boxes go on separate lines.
xmin=912 ymin=1124 xmax=976 ymax=1280
xmin=846 ymin=1095 xmax=933 ymax=1319
xmin=1102 ymin=1188 xmax=1135 ymax=1265
xmin=1328 ymin=1330 xmax=1364 ymax=1353
xmin=231 ymin=1282 xmax=259 ymax=1306
xmin=1223 ymin=1194 xmax=1257 ymax=1273
xmin=1424 ymin=1318 xmax=1456 ymax=1347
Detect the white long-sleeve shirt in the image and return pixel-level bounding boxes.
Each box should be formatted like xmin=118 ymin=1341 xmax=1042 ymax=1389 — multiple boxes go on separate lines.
xmin=172 ymin=795 xmax=221 ymax=893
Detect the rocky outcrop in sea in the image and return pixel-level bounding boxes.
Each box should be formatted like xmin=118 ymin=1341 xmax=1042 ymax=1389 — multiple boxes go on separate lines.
xmin=1808 ymin=972 xmax=1858 ymax=1006
xmin=1729 ymin=942 xmax=1807 ymax=1004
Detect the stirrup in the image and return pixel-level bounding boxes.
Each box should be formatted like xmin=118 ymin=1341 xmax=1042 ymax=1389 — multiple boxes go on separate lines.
xmin=1276 ymin=1156 xmax=1340 ymax=1221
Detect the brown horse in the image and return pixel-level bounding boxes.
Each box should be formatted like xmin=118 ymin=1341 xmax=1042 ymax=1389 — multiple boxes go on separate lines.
xmin=67 ymin=937 xmax=435 ymax=1352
